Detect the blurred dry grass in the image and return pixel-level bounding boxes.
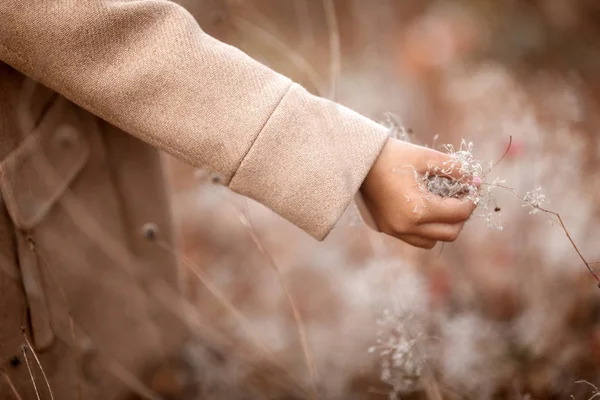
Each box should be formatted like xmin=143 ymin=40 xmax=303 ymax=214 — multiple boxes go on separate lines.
xmin=155 ymin=1 xmax=600 ymax=399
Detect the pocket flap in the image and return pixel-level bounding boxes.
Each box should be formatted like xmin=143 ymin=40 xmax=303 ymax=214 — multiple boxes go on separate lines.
xmin=0 ymin=98 xmax=90 ymax=230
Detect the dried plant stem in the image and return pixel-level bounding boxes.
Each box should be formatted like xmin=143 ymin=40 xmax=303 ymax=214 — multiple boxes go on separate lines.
xmin=52 ymin=192 xmax=307 ymax=395
xmin=537 ymin=207 xmax=600 ymax=285
xmin=482 ymin=136 xmax=513 ymax=178
xmin=1 ymin=369 xmax=24 ymax=400
xmin=422 ymin=374 xmax=444 ymax=400
xmin=50 ymin=199 xmax=304 ymax=396
xmin=293 ymin=0 xmax=316 ymax=48
xmin=20 ymin=328 xmax=54 ymax=400
xmin=27 ymin=240 xmax=191 ymax=400
xmin=158 ymin=240 xmax=277 ymax=349
xmin=20 ymin=345 xmax=41 ymax=400
xmin=156 ymin=240 xmax=312 ymax=396
xmin=237 ymin=207 xmax=319 ymax=400
xmin=490 ymin=183 xmax=600 ymax=285
xmin=575 ymin=380 xmax=600 ymax=400
xmin=323 ymin=0 xmax=341 ymax=100
xmin=231 ymin=15 xmax=327 ymax=96
xmin=20 ymin=185 xmax=253 ymax=396
xmin=27 ymin=239 xmax=82 ymax=400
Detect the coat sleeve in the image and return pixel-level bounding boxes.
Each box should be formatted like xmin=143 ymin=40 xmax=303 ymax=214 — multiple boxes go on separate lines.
xmin=0 ymin=1 xmax=389 ymax=240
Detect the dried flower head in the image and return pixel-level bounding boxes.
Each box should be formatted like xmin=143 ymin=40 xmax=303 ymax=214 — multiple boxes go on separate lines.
xmin=415 ymin=140 xmax=483 ymax=203
xmin=369 ymin=309 xmax=426 ymax=399
xmin=522 ymin=186 xmax=546 ymax=214
xmin=383 ymin=113 xmax=414 ymax=143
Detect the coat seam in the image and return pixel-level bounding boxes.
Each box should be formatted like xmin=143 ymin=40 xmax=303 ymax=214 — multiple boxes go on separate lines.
xmin=229 ymin=81 xmax=293 ymax=184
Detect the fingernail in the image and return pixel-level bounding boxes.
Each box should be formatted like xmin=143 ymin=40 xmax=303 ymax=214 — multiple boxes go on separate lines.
xmin=472 ymin=176 xmax=481 ymax=187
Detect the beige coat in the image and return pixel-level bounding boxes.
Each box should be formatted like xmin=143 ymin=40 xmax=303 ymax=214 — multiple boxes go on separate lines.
xmin=0 ymin=1 xmax=388 ymax=398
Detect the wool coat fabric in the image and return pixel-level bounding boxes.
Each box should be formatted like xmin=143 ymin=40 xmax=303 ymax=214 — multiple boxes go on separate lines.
xmin=0 ymin=1 xmax=389 ymax=398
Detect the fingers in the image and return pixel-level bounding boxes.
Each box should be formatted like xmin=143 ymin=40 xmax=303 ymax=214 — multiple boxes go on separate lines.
xmin=417 ymin=197 xmax=477 ymax=224
xmin=393 ymin=223 xmax=464 ymax=246
xmin=374 ymin=195 xmax=471 ymax=241
xmin=414 ymin=222 xmax=465 ymax=242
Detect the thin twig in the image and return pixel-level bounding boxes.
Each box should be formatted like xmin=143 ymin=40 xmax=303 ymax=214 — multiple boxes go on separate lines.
xmin=577 ymin=379 xmax=600 ymax=389
xmin=537 ymin=207 xmax=600 ymax=285
xmin=21 ymin=327 xmax=54 ymax=400
xmin=323 ymin=0 xmax=341 ymax=100
xmin=1 ymin=369 xmax=24 ymax=400
xmin=486 ymin=182 xmax=600 ymax=285
xmin=231 ymin=15 xmax=327 ymax=97
xmin=20 ymin=345 xmax=41 ymax=400
xmin=437 ymin=242 xmax=445 ymax=260
xmin=237 ymin=206 xmax=319 ymax=400
xmin=155 ymin=239 xmax=313 ymax=397
xmin=27 ymin=238 xmax=81 ymax=400
xmin=422 ymin=373 xmax=444 ymax=400
xmin=293 ymin=0 xmax=316 ymax=48
xmin=482 ymin=136 xmax=513 ymax=178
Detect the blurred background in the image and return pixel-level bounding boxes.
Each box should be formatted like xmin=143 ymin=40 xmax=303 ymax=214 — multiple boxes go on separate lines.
xmin=156 ymin=1 xmax=600 ymax=399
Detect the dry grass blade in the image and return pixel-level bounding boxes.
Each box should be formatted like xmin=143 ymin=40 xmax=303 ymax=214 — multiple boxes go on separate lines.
xmin=43 ymin=208 xmax=307 ymax=398
xmin=538 ymin=208 xmax=600 ymax=285
xmin=30 ymin=253 xmax=83 ymax=400
xmin=232 ymin=15 xmax=327 ymax=97
xmin=156 ymin=239 xmax=313 ymax=397
xmin=422 ymin=374 xmax=444 ymax=400
xmin=482 ymin=136 xmax=513 ymax=178
xmin=322 ymin=0 xmax=341 ymax=100
xmin=1 ymin=369 xmax=25 ymax=400
xmin=293 ymin=0 xmax=316 ymax=48
xmin=26 ymin=237 xmax=82 ymax=400
xmin=21 ymin=328 xmax=54 ymax=400
xmin=492 ymin=183 xmax=600 ymax=285
xmin=575 ymin=380 xmax=600 ymax=399
xmin=237 ymin=205 xmax=320 ymax=400
xmin=20 ymin=345 xmax=41 ymax=400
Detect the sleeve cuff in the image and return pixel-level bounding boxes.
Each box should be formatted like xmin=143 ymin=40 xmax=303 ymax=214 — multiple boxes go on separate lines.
xmin=229 ymin=83 xmax=389 ymax=240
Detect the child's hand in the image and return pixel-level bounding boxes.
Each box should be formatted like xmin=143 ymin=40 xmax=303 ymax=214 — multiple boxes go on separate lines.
xmin=359 ymin=138 xmax=477 ymax=249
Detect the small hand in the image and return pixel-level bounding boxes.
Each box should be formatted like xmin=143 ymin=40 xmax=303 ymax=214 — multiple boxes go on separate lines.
xmin=359 ymin=138 xmax=477 ymax=249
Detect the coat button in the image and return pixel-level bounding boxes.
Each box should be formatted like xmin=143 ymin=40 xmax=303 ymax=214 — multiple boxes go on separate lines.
xmin=8 ymin=355 xmax=21 ymax=368
xmin=54 ymin=124 xmax=79 ymax=149
xmin=142 ymin=222 xmax=159 ymax=241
